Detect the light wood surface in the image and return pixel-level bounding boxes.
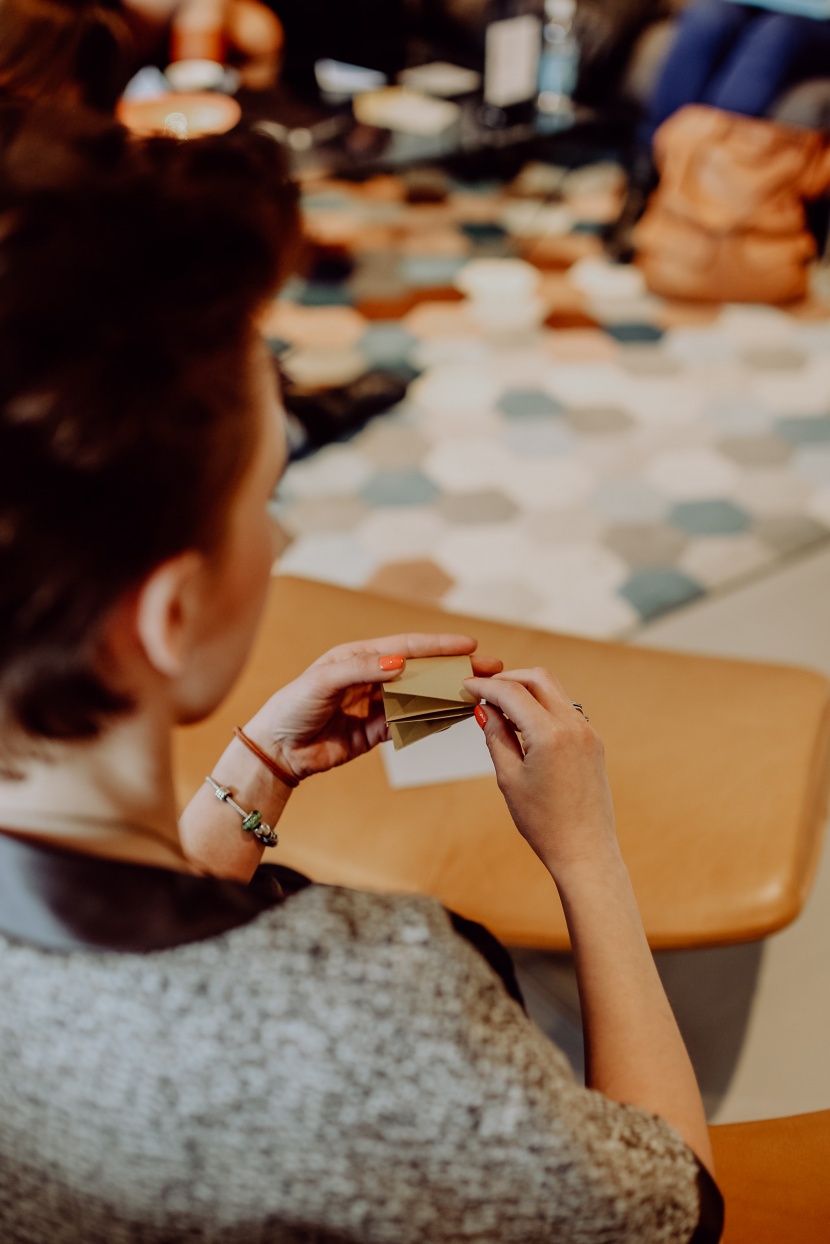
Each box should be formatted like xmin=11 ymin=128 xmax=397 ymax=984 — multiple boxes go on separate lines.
xmin=174 ymin=576 xmax=830 ymax=949
xmin=710 ymin=1109 xmax=830 ymax=1243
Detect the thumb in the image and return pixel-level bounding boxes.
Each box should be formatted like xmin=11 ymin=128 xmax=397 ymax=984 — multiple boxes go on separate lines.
xmin=475 ymin=703 xmax=523 ymax=781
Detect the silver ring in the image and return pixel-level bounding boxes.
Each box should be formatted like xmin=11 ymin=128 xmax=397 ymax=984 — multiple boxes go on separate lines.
xmin=571 ymin=702 xmax=589 ymax=722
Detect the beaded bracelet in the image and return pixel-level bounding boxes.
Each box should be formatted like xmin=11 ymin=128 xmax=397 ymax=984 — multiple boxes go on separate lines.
xmin=205 ymin=775 xmax=279 ymax=848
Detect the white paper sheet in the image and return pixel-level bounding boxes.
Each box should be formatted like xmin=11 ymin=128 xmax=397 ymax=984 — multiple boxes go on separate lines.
xmin=380 ymin=715 xmax=495 ymax=789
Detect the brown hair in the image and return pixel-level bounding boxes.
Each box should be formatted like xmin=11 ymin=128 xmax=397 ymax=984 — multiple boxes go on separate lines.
xmin=0 ymin=0 xmax=131 ymax=111
xmin=0 ymin=109 xmax=299 ymax=749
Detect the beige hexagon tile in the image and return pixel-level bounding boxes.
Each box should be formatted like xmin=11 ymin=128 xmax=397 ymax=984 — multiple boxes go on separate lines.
xmin=541 ymin=329 xmax=620 ymax=364
xmin=498 ymin=457 xmax=597 ymax=512
xmin=303 ymin=210 xmax=366 ymax=247
xmin=281 ymin=346 xmax=367 ymax=389
xmin=355 ymin=507 xmax=449 ymax=560
xmin=279 ymin=496 xmax=369 ymax=537
xmin=410 ymin=365 xmax=501 ymax=416
xmin=645 ymin=448 xmax=740 ymax=500
xmin=530 ymin=588 xmax=640 ymax=640
xmin=677 ymin=534 xmax=770 ymax=588
xmin=403 ymin=300 xmax=479 ymax=339
xmin=450 ymin=192 xmax=507 ymax=222
xmin=442 ymin=578 xmax=545 ymax=624
xmin=436 ymin=489 xmax=519 ymax=525
xmin=399 ymin=229 xmax=470 ymax=257
xmin=732 ymin=467 xmax=812 ymax=516
xmin=434 ymin=521 xmax=542 ymax=583
xmin=523 ymin=231 xmax=602 ymax=270
xmin=358 ymin=422 xmax=430 ymax=470
xmin=281 ymin=445 xmax=373 ymax=501
xmin=366 ymin=558 xmax=454 ymax=605
xmin=262 ymin=303 xmax=367 ymax=349
xmin=423 ymin=436 xmax=509 ymax=493
xmin=520 ymin=506 xmax=607 ymax=547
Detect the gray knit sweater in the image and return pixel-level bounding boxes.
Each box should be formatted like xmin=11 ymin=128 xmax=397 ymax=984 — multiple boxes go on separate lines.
xmin=0 ymin=880 xmax=710 ymax=1243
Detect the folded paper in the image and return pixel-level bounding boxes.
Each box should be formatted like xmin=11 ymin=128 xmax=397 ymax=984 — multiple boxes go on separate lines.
xmin=382 ymin=655 xmax=477 ymax=750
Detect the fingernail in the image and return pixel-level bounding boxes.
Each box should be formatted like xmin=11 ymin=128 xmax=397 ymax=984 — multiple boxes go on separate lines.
xmin=379 ymin=654 xmax=405 ymax=671
xmin=474 ymin=705 xmax=488 ymax=729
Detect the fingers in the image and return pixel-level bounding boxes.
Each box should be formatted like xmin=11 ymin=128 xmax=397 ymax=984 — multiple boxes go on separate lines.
xmin=474 ymin=702 xmax=524 ymax=777
xmin=312 ymin=633 xmax=478 ymax=666
xmin=472 ymin=667 xmax=575 ymax=719
xmin=309 ymin=650 xmax=411 ymax=699
xmin=465 ymin=675 xmax=550 ymax=737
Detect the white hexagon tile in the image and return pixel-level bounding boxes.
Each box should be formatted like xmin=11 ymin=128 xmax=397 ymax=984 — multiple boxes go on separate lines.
xmin=269 ymin=167 xmax=830 ymax=638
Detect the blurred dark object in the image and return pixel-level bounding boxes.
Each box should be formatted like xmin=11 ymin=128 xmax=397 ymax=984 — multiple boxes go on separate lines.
xmin=265 ymin=0 xmax=408 ymax=98
xmin=280 ymin=366 xmax=415 ymax=456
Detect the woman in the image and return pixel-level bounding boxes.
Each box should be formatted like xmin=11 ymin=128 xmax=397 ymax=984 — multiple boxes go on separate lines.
xmin=0 ymin=112 xmax=722 ymax=1242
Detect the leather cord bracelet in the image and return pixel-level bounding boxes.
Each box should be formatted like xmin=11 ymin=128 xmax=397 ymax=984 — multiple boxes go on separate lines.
xmin=233 ymin=725 xmax=299 ymax=788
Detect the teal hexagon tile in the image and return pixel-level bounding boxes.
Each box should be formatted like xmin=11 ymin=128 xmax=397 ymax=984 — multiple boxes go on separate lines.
xmin=754 ymin=514 xmax=830 ymax=556
xmin=604 ymin=522 xmax=688 ymax=568
xmin=460 ymin=221 xmax=509 ymax=244
xmin=702 ymin=397 xmax=772 ymax=436
xmin=591 ymin=478 xmax=667 ymax=524
xmin=297 ymin=281 xmax=353 ymax=307
xmin=669 ymin=499 xmax=752 ymax=536
xmin=741 ymin=346 xmax=807 ymax=371
xmin=620 ymin=568 xmax=704 ymax=620
xmin=791 ymin=447 xmax=830 ymax=485
xmin=565 ymin=405 xmax=634 ymax=435
xmin=277 ymin=533 xmax=377 ymax=589
xmin=301 ymin=191 xmax=354 ymax=210
xmin=496 ymin=388 xmax=565 ymax=418
xmin=503 ymin=420 xmax=574 ymax=457
xmin=360 ymin=468 xmax=440 ymax=507
xmin=436 ymin=490 xmax=519 ymax=525
xmin=278 ymin=276 xmax=310 ymax=304
xmin=359 ymin=322 xmax=418 ymax=366
xmin=402 ymin=255 xmax=467 ymax=287
xmin=604 ymin=322 xmax=664 ymax=344
xmin=775 ymin=415 xmax=830 ymax=444
xmin=678 ymin=535 xmax=770 ymax=588
xmin=718 ymin=435 xmax=793 ymax=467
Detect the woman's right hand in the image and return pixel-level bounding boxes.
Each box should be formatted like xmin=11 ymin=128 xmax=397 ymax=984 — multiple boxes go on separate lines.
xmin=464 ymin=669 xmax=619 ymax=880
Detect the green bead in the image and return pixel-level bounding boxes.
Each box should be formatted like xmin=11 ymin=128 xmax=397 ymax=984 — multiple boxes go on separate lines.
xmin=242 ymin=810 xmax=262 ymax=833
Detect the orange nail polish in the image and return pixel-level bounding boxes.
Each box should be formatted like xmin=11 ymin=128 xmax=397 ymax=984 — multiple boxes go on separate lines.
xmin=474 ymin=705 xmax=488 ymax=728
xmin=379 ymin=654 xmax=405 ymax=671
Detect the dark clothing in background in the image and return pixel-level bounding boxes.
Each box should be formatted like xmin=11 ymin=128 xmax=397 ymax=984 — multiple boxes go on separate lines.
xmin=645 ymin=0 xmax=830 ymax=141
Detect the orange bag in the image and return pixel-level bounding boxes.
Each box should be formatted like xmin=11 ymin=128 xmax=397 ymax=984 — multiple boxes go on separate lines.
xmin=634 ymin=104 xmax=830 ymax=303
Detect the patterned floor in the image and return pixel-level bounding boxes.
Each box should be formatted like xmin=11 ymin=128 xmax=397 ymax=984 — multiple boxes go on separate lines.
xmin=267 ymin=162 xmax=830 ymax=639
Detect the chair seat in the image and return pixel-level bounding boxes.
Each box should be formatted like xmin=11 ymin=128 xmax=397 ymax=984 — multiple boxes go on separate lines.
xmin=174 ymin=575 xmax=830 ymax=950
xmin=710 ymin=1109 xmax=830 ymax=1243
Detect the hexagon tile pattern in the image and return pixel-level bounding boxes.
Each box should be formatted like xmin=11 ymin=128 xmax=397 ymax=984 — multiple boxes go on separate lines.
xmin=271 ymin=168 xmax=830 ymax=638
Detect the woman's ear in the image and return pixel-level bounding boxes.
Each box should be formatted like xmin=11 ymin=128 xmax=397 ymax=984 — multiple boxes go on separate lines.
xmin=134 ymin=551 xmax=206 ymax=678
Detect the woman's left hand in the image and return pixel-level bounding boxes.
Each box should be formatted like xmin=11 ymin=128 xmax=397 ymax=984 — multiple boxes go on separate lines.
xmin=243 ymin=634 xmax=502 ymax=782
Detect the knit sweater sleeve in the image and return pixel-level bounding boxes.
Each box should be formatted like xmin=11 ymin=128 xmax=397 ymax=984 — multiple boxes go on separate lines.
xmin=240 ymin=886 xmax=715 ymax=1244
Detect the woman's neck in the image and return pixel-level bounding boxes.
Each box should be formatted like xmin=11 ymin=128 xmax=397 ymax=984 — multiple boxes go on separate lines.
xmin=0 ymin=704 xmax=186 ymax=863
